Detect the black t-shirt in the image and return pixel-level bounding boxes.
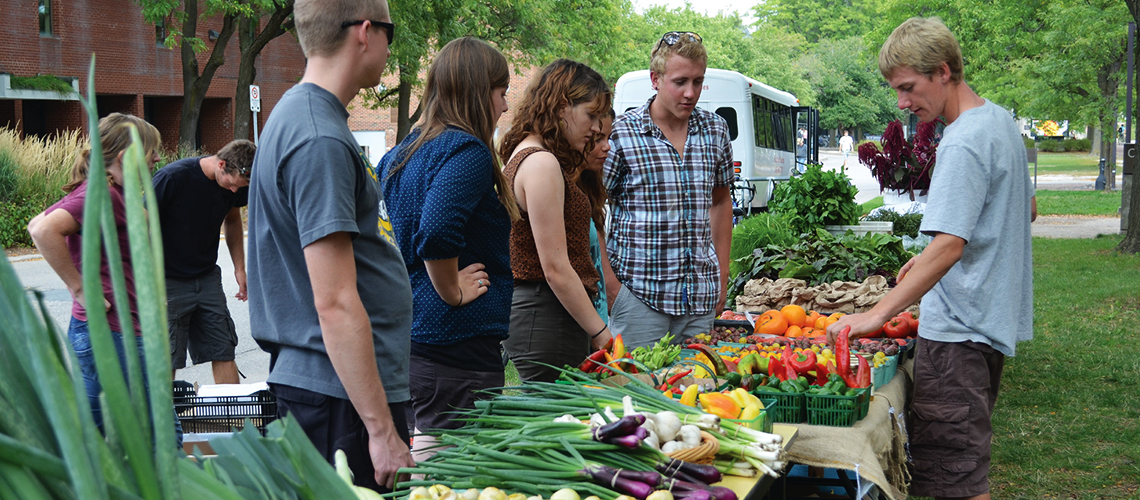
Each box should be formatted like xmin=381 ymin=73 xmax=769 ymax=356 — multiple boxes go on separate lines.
xmin=153 ymin=157 xmax=248 ymax=279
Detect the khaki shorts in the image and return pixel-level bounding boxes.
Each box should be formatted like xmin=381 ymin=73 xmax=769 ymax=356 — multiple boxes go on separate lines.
xmin=908 ymin=338 xmax=1005 ymax=498
xmin=167 ymin=266 xmax=238 ymax=369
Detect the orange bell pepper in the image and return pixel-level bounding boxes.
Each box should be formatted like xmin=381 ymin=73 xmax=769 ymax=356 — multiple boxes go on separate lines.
xmin=698 ymin=392 xmax=742 ymax=419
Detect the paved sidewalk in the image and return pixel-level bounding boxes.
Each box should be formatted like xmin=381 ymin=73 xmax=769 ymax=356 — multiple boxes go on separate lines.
xmin=1032 ymin=215 xmax=1121 ymax=239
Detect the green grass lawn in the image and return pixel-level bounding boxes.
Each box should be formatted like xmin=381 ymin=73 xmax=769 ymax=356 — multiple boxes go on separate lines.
xmin=1029 ymin=152 xmax=1101 ymax=176
xmin=983 ymin=236 xmax=1140 ymax=499
xmin=1035 ymin=190 xmax=1123 ymax=216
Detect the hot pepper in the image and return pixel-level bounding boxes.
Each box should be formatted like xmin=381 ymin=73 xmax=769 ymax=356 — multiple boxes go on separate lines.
xmin=578 ymin=349 xmax=608 ymax=373
xmin=657 ymin=369 xmax=693 ymax=391
xmin=737 ymin=352 xmax=770 ymax=376
xmin=687 ymin=343 xmax=729 ymax=376
xmin=680 ymin=384 xmax=700 ymax=406
xmin=787 ymin=349 xmax=818 ymax=375
xmin=855 ymin=352 xmax=871 ymax=389
xmin=782 ymin=345 xmax=799 ymax=382
xmin=768 ymin=355 xmax=787 ymax=381
xmin=836 ymin=326 xmax=859 ymax=389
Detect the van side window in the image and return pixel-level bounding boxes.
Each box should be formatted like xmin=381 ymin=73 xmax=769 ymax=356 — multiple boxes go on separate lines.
xmin=715 ymin=107 xmax=738 ymax=141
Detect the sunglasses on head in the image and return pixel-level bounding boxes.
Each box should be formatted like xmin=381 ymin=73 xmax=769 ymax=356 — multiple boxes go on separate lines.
xmin=341 ymin=19 xmax=395 ymax=45
xmin=658 ymin=31 xmax=702 ymax=47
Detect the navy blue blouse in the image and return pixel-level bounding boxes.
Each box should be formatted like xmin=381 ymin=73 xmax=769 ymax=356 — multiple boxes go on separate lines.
xmin=380 ymin=128 xmax=512 ymax=346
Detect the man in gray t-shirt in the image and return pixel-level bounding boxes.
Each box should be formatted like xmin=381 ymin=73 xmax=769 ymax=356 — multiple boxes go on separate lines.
xmin=246 ymin=0 xmax=412 ymax=493
xmin=827 ymin=18 xmax=1034 ymax=500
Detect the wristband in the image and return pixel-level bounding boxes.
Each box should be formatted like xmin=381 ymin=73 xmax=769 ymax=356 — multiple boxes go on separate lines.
xmin=591 ymin=324 xmax=608 ymax=339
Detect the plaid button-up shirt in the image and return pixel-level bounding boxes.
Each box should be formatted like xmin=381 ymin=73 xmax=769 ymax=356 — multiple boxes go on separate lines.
xmin=603 ymin=97 xmax=734 ymax=316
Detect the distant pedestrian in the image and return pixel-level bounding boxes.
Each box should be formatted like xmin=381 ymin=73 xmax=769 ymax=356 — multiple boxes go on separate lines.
xmin=839 ymin=130 xmax=854 ymax=168
xmin=827 ymin=17 xmax=1034 ymax=500
xmin=153 ymin=139 xmax=256 ymax=385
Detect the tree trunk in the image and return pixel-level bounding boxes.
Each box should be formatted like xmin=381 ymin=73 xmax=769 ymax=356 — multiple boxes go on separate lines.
xmin=234 ymin=0 xmax=293 ymax=142
xmin=395 ymin=75 xmax=424 ymax=143
xmin=179 ymin=0 xmax=236 ymax=151
xmin=1098 ymin=57 xmax=1122 ymax=191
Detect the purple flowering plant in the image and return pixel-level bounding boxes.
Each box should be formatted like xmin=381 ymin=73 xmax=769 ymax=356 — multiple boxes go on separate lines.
xmin=858 ymin=119 xmax=942 ymax=200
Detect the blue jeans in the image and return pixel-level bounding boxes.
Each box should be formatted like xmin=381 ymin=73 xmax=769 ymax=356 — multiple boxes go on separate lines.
xmin=69 ymin=317 xmax=183 ymax=450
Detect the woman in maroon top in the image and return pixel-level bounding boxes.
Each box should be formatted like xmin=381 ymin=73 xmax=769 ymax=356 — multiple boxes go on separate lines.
xmin=27 ymin=113 xmax=175 ymax=443
xmin=499 ymin=60 xmax=613 ymax=382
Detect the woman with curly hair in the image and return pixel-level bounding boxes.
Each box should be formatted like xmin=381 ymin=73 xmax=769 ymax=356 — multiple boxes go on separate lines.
xmin=499 ymin=59 xmax=612 ymax=382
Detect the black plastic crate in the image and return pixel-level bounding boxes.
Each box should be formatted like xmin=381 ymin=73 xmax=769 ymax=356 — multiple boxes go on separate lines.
xmin=173 ymin=383 xmax=277 ymax=434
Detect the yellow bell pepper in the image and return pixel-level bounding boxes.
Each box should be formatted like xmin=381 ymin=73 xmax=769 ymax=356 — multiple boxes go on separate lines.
xmin=728 ymin=388 xmax=752 ymax=409
xmin=698 ymin=392 xmax=741 ymax=419
xmin=739 ymin=403 xmax=761 ymax=421
xmin=680 ymin=384 xmax=700 ymax=407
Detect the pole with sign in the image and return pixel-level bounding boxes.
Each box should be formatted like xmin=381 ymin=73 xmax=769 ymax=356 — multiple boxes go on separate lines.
xmin=250 ymin=84 xmax=261 ymax=146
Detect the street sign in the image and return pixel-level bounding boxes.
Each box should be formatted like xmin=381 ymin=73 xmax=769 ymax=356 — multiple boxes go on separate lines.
xmin=249 ymin=85 xmax=261 ymax=112
xmin=1125 ymin=143 xmax=1136 ymax=175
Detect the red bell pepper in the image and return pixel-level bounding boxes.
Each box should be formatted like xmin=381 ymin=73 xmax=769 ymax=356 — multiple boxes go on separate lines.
xmin=787 ymin=350 xmax=818 ymax=375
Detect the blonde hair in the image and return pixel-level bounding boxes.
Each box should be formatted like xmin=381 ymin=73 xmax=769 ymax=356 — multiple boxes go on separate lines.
xmin=294 ymin=0 xmax=389 ymax=58
xmin=879 ymin=17 xmax=964 ymax=82
xmin=386 ymin=37 xmax=520 ymax=221
xmin=649 ymin=34 xmax=707 ymax=75
xmin=64 ymin=113 xmax=161 ymax=193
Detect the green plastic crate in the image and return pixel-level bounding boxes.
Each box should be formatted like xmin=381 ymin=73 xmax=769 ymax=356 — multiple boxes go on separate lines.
xmin=805 ymin=388 xmax=870 ymax=427
xmin=752 ymin=390 xmax=804 ymax=424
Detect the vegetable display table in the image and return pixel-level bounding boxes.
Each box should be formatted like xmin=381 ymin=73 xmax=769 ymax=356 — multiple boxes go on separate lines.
xmin=716 ymin=425 xmax=798 ymax=498
xmin=777 ymin=358 xmax=913 ymax=499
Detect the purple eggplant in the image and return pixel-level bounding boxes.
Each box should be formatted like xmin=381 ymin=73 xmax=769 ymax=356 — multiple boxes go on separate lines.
xmin=592 ymin=414 xmax=646 ymax=441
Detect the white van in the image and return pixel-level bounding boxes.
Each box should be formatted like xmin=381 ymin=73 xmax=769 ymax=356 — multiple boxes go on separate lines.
xmin=613 ymin=68 xmax=813 ymax=212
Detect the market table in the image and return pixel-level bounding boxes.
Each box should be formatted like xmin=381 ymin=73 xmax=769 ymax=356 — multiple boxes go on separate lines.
xmin=779 ymin=358 xmax=913 ymax=499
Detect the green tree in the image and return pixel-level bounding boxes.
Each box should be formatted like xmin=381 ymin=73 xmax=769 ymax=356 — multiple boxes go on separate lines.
xmin=233 ymin=0 xmax=294 ymax=142
xmin=752 ymin=0 xmax=876 ymax=45
xmin=361 ymin=0 xmax=631 ymax=142
xmin=801 ymin=36 xmax=901 ymax=134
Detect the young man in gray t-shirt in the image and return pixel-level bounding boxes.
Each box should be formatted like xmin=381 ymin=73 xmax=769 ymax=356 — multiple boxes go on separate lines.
xmin=826 ymin=18 xmax=1034 ymax=500
xmin=246 ymin=0 xmax=412 ymax=493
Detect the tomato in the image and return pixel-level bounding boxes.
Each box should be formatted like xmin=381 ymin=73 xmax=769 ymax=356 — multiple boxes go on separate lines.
xmin=883 ymin=317 xmax=911 ymax=338
xmin=898 ymin=311 xmax=919 ymax=332
xmin=755 ymin=310 xmax=789 ymax=335
xmin=866 ymin=323 xmax=885 ymax=338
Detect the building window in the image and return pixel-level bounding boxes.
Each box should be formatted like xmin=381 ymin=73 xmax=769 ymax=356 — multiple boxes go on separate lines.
xmin=156 ymin=19 xmax=168 ymax=46
xmin=39 ymin=0 xmax=52 ymax=36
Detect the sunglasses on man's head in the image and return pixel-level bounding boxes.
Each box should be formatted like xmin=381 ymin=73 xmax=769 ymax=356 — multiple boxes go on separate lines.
xmin=658 ymin=31 xmax=702 ymax=47
xmin=341 ymin=19 xmax=395 ymax=45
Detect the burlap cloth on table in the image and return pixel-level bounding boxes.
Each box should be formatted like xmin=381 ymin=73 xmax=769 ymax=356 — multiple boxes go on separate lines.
xmin=735 ymin=276 xmax=921 ymax=315
xmin=783 ymin=358 xmax=914 ymax=499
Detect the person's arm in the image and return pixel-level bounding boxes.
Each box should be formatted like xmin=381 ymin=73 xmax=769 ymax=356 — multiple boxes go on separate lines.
xmin=598 ymin=229 xmax=620 ymax=313
xmin=424 ymin=258 xmax=488 ymax=306
xmin=303 ymin=232 xmax=413 ymax=489
xmin=1030 ymin=195 xmax=1037 ymax=222
xmin=222 ymin=207 xmax=248 ymax=301
xmin=517 ymin=153 xmax=612 ymax=349
xmin=710 ymin=185 xmax=733 ymax=313
xmin=28 ymin=209 xmax=110 ymax=313
xmin=825 ymin=232 xmax=965 ymax=345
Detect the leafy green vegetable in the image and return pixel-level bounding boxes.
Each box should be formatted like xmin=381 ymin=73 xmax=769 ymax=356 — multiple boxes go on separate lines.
xmin=769 ymin=163 xmax=860 ymax=236
xmin=729 ymin=213 xmax=797 ymax=280
xmin=864 ymin=208 xmax=923 ymax=238
xmin=728 ymin=228 xmax=913 ymax=301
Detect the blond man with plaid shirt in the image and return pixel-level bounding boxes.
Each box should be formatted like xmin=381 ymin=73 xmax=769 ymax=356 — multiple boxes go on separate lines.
xmin=603 ymin=32 xmax=734 ymax=349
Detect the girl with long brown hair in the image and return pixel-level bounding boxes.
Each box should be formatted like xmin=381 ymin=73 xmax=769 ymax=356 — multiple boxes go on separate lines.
xmin=379 ymin=37 xmax=517 ymax=460
xmin=499 ymin=59 xmax=613 ymax=382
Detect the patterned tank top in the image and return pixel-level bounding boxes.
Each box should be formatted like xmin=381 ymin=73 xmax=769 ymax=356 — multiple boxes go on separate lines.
xmin=504 ymin=146 xmax=599 ymax=296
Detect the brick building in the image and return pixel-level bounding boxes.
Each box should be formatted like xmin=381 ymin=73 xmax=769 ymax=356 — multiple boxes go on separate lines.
xmin=0 ymin=0 xmax=307 ymax=154
xmin=0 ymin=0 xmax=553 ymax=160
